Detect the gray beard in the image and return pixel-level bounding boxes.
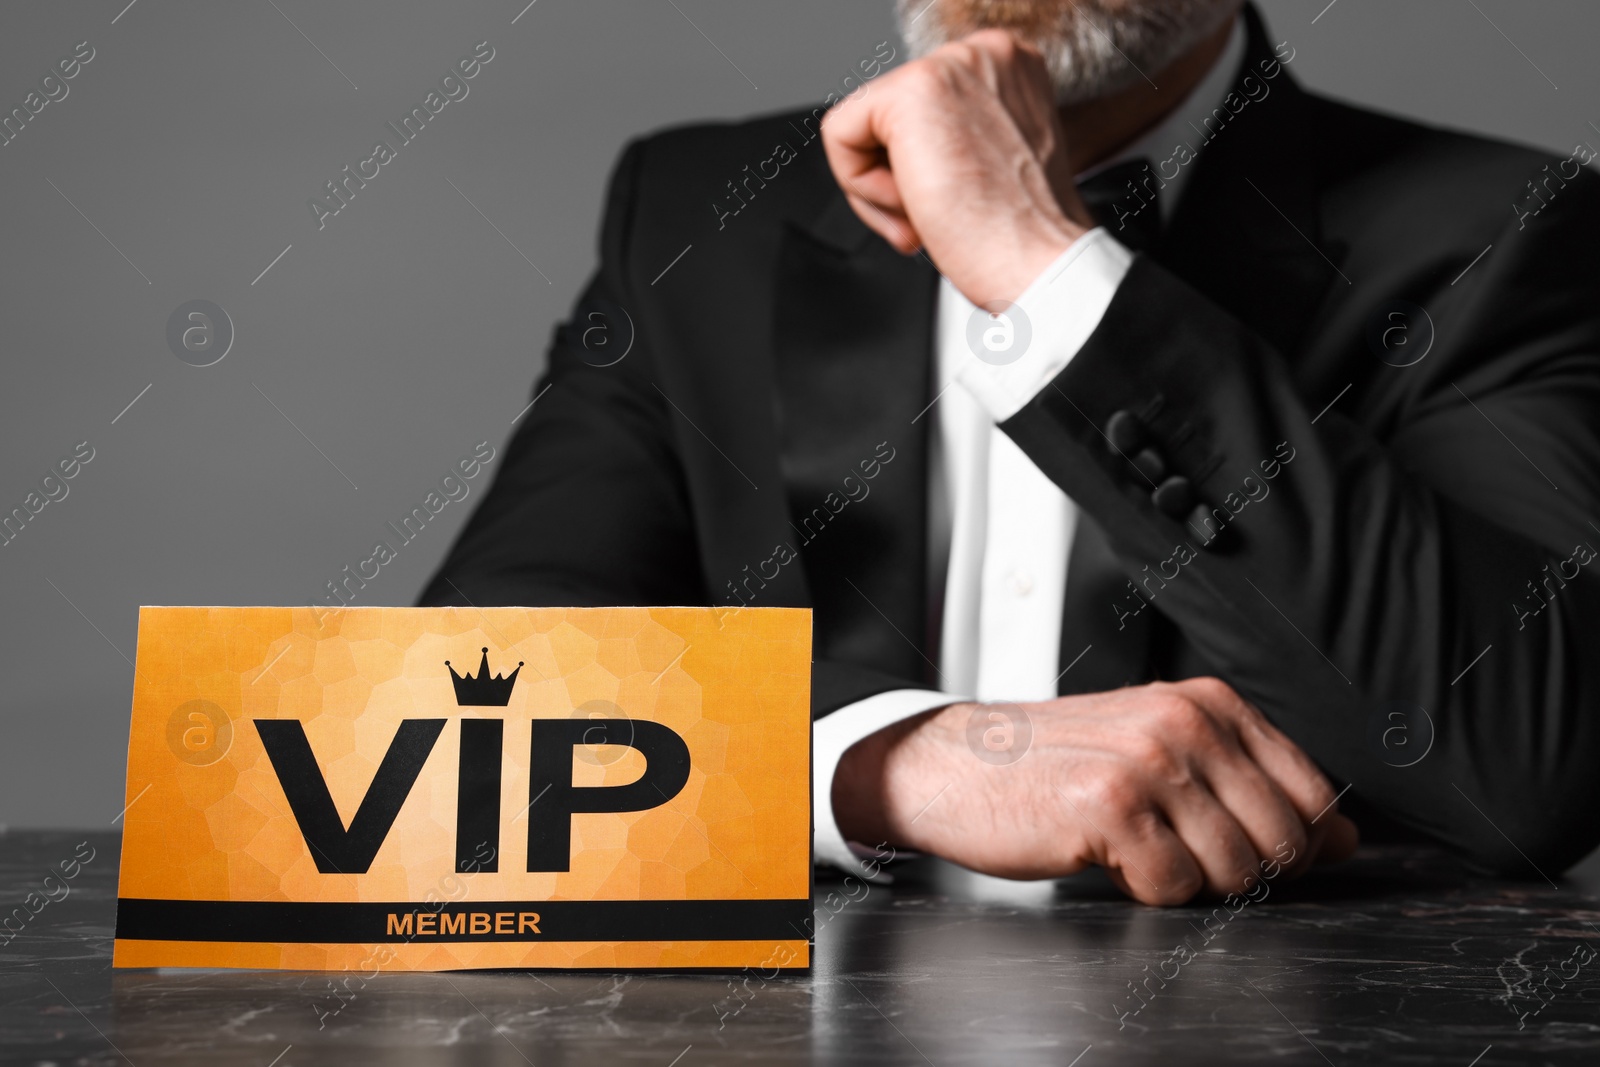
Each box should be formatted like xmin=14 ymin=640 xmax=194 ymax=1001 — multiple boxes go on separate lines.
xmin=894 ymin=0 xmax=1239 ymax=105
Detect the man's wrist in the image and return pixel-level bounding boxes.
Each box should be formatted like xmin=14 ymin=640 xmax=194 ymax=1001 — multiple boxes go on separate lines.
xmin=815 ymin=689 xmax=969 ymax=874
xmin=962 ymin=215 xmax=1086 ymax=307
xmin=832 ymin=709 xmax=923 ymax=847
xmin=831 ymin=703 xmax=972 ymax=849
xmin=954 ymin=228 xmax=1134 ymax=422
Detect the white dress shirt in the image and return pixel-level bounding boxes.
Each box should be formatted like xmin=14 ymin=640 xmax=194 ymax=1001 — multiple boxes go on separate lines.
xmin=813 ymin=19 xmax=1248 ymax=877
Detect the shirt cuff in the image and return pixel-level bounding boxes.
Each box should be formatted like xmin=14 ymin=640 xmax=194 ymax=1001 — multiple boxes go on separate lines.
xmin=814 ymin=688 xmax=968 ymax=882
xmin=955 ymin=228 xmax=1134 ymax=422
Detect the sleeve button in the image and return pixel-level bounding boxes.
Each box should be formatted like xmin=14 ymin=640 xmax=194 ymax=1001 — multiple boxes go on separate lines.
xmin=1152 ymin=475 xmax=1196 ymax=518
xmin=1105 ymin=410 xmax=1148 ymax=454
xmin=1130 ymin=447 xmax=1167 ymax=484
xmin=1186 ymin=502 xmax=1233 ymax=550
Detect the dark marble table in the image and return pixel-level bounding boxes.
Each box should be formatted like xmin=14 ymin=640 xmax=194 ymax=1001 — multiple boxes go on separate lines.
xmin=3 ymin=830 xmax=1598 ymax=1065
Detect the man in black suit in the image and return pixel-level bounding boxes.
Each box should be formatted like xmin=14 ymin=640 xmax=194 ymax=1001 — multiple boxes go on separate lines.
xmin=423 ymin=0 xmax=1600 ymax=903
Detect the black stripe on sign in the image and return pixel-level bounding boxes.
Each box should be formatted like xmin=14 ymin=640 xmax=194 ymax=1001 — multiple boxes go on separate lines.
xmin=115 ymin=898 xmax=812 ymax=944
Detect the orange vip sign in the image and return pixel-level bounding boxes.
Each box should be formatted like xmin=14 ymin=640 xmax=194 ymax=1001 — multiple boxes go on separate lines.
xmin=113 ymin=606 xmax=812 ymax=972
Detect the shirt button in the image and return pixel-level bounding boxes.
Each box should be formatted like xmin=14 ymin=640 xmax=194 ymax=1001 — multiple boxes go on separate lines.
xmin=1009 ymin=570 xmax=1035 ymax=596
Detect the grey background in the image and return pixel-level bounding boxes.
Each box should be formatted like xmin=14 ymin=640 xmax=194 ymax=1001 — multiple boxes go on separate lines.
xmin=1 ymin=0 xmax=1595 ymax=830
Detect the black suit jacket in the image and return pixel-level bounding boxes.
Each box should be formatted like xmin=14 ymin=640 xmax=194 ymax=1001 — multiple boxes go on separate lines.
xmin=423 ymin=8 xmax=1600 ymax=874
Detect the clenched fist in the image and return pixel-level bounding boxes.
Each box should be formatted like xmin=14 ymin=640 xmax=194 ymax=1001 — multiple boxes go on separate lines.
xmin=833 ymin=677 xmax=1358 ymax=905
xmin=821 ymin=29 xmax=1094 ymax=304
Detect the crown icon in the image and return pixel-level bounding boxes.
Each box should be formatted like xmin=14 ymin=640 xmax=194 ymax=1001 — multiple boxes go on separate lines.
xmin=446 ymin=647 xmax=524 ymax=706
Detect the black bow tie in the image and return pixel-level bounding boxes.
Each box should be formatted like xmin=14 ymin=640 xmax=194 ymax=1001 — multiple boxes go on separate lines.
xmin=1077 ymin=158 xmax=1162 ymax=254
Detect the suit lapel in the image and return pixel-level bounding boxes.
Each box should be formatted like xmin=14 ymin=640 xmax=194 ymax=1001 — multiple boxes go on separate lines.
xmin=771 ymin=195 xmax=940 ymax=682
xmin=1157 ymin=7 xmax=1345 ymax=360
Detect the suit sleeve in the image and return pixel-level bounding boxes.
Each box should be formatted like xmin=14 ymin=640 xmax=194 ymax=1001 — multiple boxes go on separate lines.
xmin=998 ymin=174 xmax=1600 ymax=875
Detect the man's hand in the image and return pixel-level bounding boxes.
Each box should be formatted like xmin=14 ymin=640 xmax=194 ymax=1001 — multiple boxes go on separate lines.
xmin=832 ymin=677 xmax=1359 ymax=905
xmin=821 ymin=29 xmax=1092 ymax=304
